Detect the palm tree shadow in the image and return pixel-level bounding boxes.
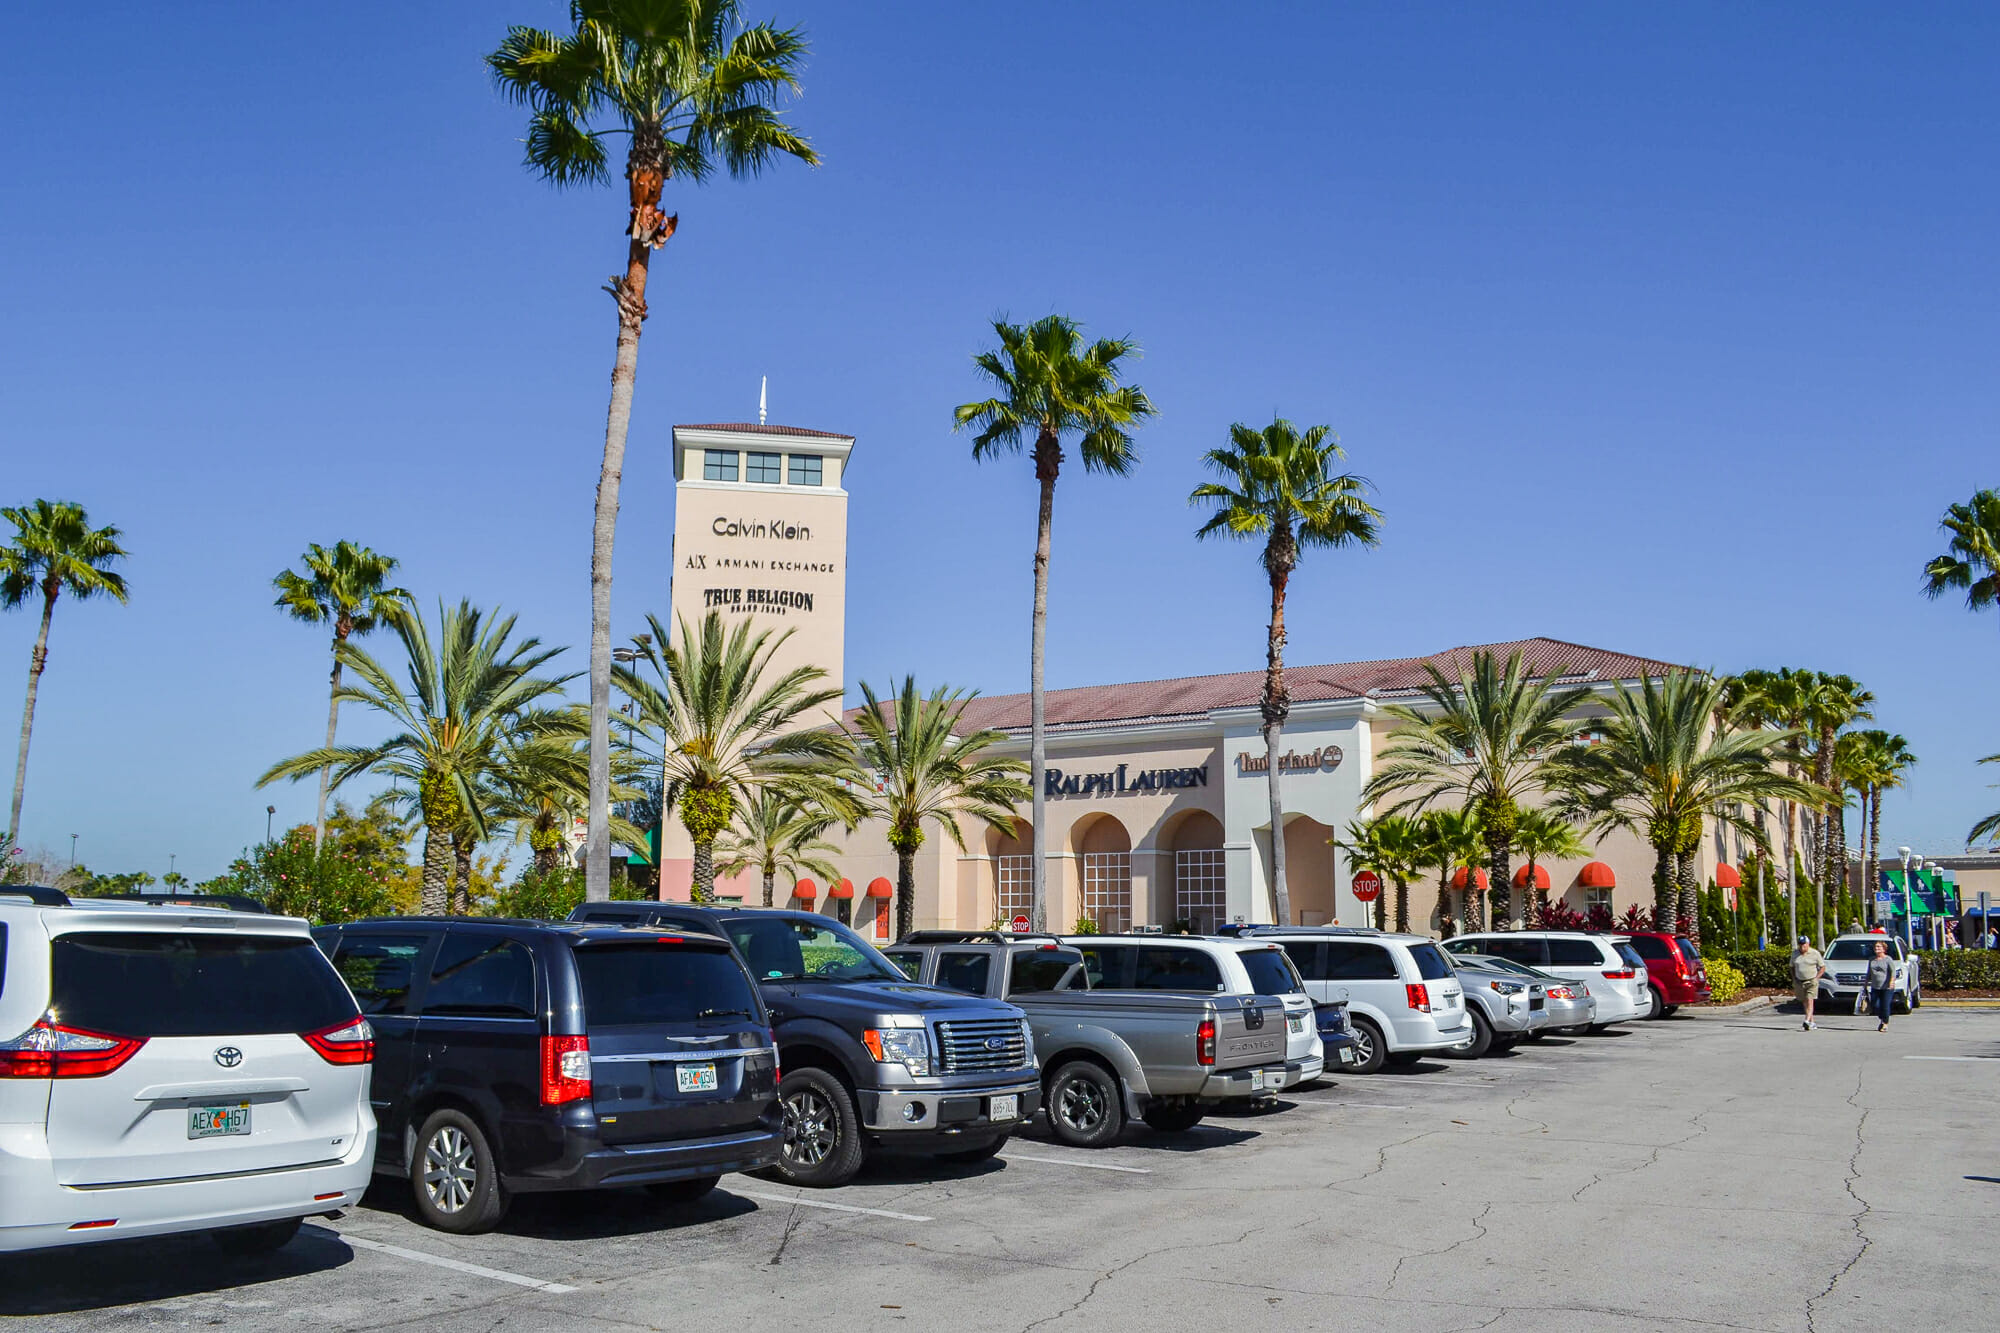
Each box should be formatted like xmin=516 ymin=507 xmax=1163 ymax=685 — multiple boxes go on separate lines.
xmin=358 ymin=1178 xmax=759 ymax=1241
xmin=0 ymin=1224 xmax=354 ymax=1316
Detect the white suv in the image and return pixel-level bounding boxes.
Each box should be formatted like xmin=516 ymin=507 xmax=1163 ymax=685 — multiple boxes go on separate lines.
xmin=1819 ymin=934 xmax=1921 ymax=1012
xmin=1245 ymin=929 xmax=1469 ymax=1074
xmin=1442 ymin=932 xmax=1650 ymax=1028
xmin=0 ymin=888 xmax=376 ymax=1254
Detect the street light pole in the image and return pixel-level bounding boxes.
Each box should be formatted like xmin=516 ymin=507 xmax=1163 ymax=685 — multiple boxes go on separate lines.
xmin=266 ymin=805 xmax=276 ymax=842
xmin=69 ymin=833 xmax=77 ymax=870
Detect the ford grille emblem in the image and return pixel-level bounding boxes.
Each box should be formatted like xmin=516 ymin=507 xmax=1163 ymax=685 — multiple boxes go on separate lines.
xmin=984 ymin=1036 xmax=1008 ymax=1051
xmin=214 ymin=1046 xmax=243 ymax=1068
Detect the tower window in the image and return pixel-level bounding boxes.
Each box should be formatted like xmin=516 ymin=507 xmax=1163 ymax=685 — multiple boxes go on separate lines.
xmin=788 ymin=454 xmax=823 ymax=486
xmin=745 ymin=451 xmax=782 ymax=484
xmin=702 ymin=449 xmax=738 ymax=482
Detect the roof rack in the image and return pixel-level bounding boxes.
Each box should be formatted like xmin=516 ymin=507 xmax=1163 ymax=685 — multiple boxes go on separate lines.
xmin=897 ymin=929 xmax=1066 ymax=946
xmin=0 ymin=885 xmax=71 ymax=907
xmin=1235 ymin=924 xmax=1384 ymax=937
xmin=88 ymin=893 xmax=269 ymax=914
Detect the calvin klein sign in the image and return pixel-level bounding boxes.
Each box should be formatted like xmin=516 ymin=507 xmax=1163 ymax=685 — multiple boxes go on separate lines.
xmin=1044 ymin=764 xmax=1209 ymax=797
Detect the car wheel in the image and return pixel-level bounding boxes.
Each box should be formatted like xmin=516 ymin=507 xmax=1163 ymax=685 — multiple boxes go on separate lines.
xmin=1911 ymin=983 xmax=1922 ymax=1010
xmin=1348 ymin=1018 xmax=1387 ymax=1075
xmin=773 ymin=1067 xmax=865 ymax=1188
xmin=1046 ymin=1060 xmax=1124 ymax=1148
xmin=1662 ymin=1005 xmax=1680 ymax=1017
xmin=411 ymin=1109 xmax=507 ymax=1234
xmin=1644 ymin=986 xmax=1666 ymax=1020
xmin=646 ymin=1176 xmax=720 ymax=1204
xmin=937 ymin=1133 xmax=1009 ymax=1163
xmin=1449 ymin=1008 xmax=1493 ymax=1059
xmin=1140 ymin=1102 xmax=1204 ymax=1134
xmin=1894 ymin=989 xmax=1912 ymax=1015
xmin=210 ymin=1216 xmax=302 ymax=1256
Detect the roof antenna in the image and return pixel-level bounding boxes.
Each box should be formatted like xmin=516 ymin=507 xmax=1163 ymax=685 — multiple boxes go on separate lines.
xmin=758 ymin=375 xmax=768 ymax=426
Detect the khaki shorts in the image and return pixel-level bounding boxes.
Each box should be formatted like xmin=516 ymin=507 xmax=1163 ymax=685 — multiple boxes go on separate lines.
xmin=1793 ymin=980 xmax=1817 ymax=1006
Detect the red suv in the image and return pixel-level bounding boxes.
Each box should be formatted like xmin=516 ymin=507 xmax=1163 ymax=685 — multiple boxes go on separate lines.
xmin=1621 ymin=932 xmax=1710 ymax=1017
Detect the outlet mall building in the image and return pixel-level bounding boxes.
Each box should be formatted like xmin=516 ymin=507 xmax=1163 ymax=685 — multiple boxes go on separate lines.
xmin=654 ymin=422 xmax=1726 ymax=940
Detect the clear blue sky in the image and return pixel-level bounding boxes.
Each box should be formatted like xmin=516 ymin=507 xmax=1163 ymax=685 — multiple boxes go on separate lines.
xmin=3 ymin=2 xmax=1995 ymax=880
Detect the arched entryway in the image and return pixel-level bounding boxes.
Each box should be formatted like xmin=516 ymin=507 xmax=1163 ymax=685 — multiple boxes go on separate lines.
xmin=986 ymin=819 xmax=1034 ymax=929
xmin=1069 ymin=813 xmax=1133 ymax=934
xmin=1162 ymin=810 xmax=1225 ymax=933
xmin=1283 ymin=815 xmax=1338 ymax=926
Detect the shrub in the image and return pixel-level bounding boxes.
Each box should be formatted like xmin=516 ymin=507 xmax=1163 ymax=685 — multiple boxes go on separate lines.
xmin=481 ymin=866 xmax=646 ymax=920
xmin=1533 ymin=902 xmax=1588 ymax=930
xmin=1706 ymin=958 xmax=1746 ymax=1004
xmin=211 ymin=828 xmax=401 ymax=925
xmin=1707 ymin=949 xmax=1793 ymax=990
xmin=1072 ymin=917 xmax=1100 ymax=935
xmin=1917 ymin=949 xmax=2000 ymax=990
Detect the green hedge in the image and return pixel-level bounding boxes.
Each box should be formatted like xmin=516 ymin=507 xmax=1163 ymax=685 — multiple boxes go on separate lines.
xmin=1706 ymin=950 xmax=1793 ymax=990
xmin=1703 ymin=947 xmax=2000 ymax=992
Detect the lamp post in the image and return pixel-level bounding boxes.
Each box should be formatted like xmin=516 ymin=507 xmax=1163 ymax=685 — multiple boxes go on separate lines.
xmin=1897 ymin=846 xmax=1914 ymax=948
xmin=266 ymin=805 xmax=276 ymax=842
xmin=69 ymin=833 xmax=77 ymax=870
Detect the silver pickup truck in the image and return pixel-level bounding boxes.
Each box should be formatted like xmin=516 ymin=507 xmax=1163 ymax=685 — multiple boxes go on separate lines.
xmin=886 ymin=933 xmax=1293 ymax=1148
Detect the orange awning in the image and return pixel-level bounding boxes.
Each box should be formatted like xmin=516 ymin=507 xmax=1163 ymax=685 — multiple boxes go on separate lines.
xmin=866 ymin=877 xmax=893 ymax=899
xmin=1577 ymin=861 xmax=1616 ymax=889
xmin=828 ymin=877 xmax=854 ymax=899
xmin=793 ymin=877 xmax=818 ymax=901
xmin=1513 ymin=863 xmax=1551 ymax=890
xmin=1714 ymin=863 xmax=1741 ymax=889
xmin=1450 ymin=866 xmax=1489 ymax=892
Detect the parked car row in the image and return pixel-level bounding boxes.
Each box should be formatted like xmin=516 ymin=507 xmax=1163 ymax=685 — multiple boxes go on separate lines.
xmin=0 ymin=883 xmax=1714 ymax=1257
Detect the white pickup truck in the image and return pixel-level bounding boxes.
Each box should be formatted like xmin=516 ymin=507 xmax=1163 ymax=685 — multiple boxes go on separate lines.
xmin=1818 ymin=934 xmax=1922 ymax=1013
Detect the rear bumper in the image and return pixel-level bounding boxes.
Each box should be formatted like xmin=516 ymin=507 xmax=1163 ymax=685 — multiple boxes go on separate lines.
xmin=1273 ymin=1055 xmax=1324 ymax=1089
xmin=1390 ymin=1013 xmax=1472 ymax=1053
xmin=1321 ymin=1034 xmax=1360 ymax=1069
xmin=0 ymin=1119 xmax=375 ymax=1253
xmin=1196 ymin=1064 xmax=1293 ymax=1101
xmin=505 ymin=1124 xmax=783 ymax=1193
xmin=859 ymin=1078 xmax=1040 ymax=1139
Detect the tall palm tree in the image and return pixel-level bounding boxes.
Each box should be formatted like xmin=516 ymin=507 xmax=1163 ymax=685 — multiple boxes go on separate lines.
xmin=1725 ymin=668 xmax=1814 ymax=942
xmin=954 ymin=315 xmax=1154 ymax=931
xmin=1416 ymin=807 xmax=1484 ymax=938
xmin=1923 ymin=489 xmax=2000 ymax=630
xmin=489 ymin=1 xmax=818 ymax=904
xmin=844 ymin=677 xmax=1032 ymax=940
xmin=272 ymin=541 xmax=409 ymax=850
xmin=1364 ymin=650 xmax=1593 ymax=930
xmin=716 ymin=788 xmax=842 ymax=909
xmin=1337 ymin=813 xmax=1425 ymax=932
xmin=1190 ymin=418 xmax=1381 ymax=925
xmin=613 ymin=612 xmax=852 ymax=904
xmin=1804 ymin=673 xmax=1872 ymax=941
xmin=489 ymin=733 xmax=651 ymax=876
xmin=1841 ymin=730 xmax=1915 ymax=919
xmin=259 ymin=600 xmax=575 ymax=913
xmin=1510 ymin=807 xmax=1590 ymax=925
xmin=1 ymin=501 xmax=129 ymax=849
xmin=1969 ymin=753 xmax=2000 ymax=850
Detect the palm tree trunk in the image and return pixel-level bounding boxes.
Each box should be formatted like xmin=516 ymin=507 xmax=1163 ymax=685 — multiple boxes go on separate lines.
xmin=1262 ymin=548 xmax=1293 ymax=925
xmin=1676 ymin=850 xmax=1700 ymax=945
xmin=1867 ymin=784 xmax=1883 ymax=929
xmin=1488 ymin=847 xmax=1512 ymax=930
xmin=1435 ymin=873 xmax=1453 ymax=938
xmin=1651 ymin=845 xmax=1675 ymax=931
xmin=690 ymin=837 xmax=715 ymax=906
xmin=762 ymin=868 xmax=775 ymax=909
xmin=1782 ymin=797 xmax=1799 ymax=944
xmin=452 ymin=835 xmax=473 ymax=916
xmin=420 ymin=824 xmax=451 ymax=916
xmin=585 ymin=147 xmax=671 ymax=905
xmin=1393 ymin=877 xmax=1409 ymax=934
xmin=1373 ymin=885 xmax=1386 ymax=931
xmin=5 ymin=589 xmax=56 ymax=848
xmin=313 ymin=644 xmax=343 ymax=852
xmin=896 ymin=848 xmax=917 ymax=941
xmin=1028 ymin=429 xmax=1059 ymax=933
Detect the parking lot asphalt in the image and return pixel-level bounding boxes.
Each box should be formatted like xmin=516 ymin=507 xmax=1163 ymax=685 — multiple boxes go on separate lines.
xmin=5 ymin=1008 xmax=1997 ymax=1333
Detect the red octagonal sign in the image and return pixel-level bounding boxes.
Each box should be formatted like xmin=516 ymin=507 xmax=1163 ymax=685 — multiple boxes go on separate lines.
xmin=1011 ymin=914 xmax=1031 ymax=933
xmin=1351 ymin=870 xmax=1383 ymax=903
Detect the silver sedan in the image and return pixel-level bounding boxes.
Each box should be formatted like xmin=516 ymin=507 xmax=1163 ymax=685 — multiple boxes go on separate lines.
xmin=1458 ymin=954 xmax=1597 ymax=1035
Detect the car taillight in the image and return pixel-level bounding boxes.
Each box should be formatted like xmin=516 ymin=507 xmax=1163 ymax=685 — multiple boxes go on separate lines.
xmin=1406 ymin=983 xmax=1432 ymax=1013
xmin=541 ymin=1034 xmax=592 ymax=1105
xmin=302 ymin=1017 xmax=375 ymax=1066
xmin=1196 ymin=1019 xmax=1216 ymax=1066
xmin=0 ymin=1020 xmax=146 ymax=1079
xmin=1602 ymin=969 xmax=1635 ymax=980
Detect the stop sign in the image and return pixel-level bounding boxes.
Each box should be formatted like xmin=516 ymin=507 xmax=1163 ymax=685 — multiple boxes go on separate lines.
xmin=1011 ymin=914 xmax=1031 ymax=933
xmin=1351 ymin=870 xmax=1383 ymax=903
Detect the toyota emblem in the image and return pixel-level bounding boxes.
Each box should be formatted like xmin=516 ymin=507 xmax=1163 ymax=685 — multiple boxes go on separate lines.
xmin=214 ymin=1046 xmax=244 ymax=1068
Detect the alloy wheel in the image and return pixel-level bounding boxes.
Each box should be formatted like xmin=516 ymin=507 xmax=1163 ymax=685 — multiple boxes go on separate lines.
xmin=1059 ymin=1076 xmax=1107 ymax=1132
xmin=783 ymin=1087 xmax=836 ymax=1167
xmin=1352 ymin=1025 xmax=1376 ymax=1065
xmin=422 ymin=1126 xmax=476 ymax=1214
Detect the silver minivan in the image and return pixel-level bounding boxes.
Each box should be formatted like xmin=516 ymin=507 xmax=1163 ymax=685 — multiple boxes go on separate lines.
xmin=1442 ymin=932 xmax=1649 ymax=1028
xmin=1246 ymin=929 xmax=1468 ymax=1074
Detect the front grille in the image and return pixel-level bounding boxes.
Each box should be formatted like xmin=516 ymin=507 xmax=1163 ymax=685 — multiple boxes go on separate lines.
xmin=935 ymin=1019 xmax=1030 ymax=1073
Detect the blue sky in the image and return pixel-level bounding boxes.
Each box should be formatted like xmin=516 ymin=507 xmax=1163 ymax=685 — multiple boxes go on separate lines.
xmin=3 ymin=2 xmax=1996 ymax=879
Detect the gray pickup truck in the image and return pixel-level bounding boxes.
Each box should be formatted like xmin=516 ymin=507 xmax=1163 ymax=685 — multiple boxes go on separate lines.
xmin=886 ymin=932 xmax=1293 ymax=1148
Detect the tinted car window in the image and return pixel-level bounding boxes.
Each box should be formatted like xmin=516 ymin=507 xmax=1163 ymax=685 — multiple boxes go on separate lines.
xmin=1628 ymin=936 xmax=1673 ymax=961
xmin=1075 ymin=945 xmax=1131 ymax=989
xmin=1281 ymin=941 xmax=1324 ymax=981
xmin=935 ymin=951 xmax=992 ymax=995
xmin=724 ymin=916 xmax=903 ymax=983
xmin=1132 ymin=947 xmax=1223 ymax=991
xmin=1406 ymin=943 xmax=1454 ymax=981
xmin=1325 ymin=942 xmax=1399 ymax=980
xmin=1614 ymin=942 xmax=1645 ymax=969
xmin=1238 ymin=947 xmax=1304 ymax=995
xmin=51 ymin=932 xmax=356 ymax=1037
xmin=1010 ymin=949 xmax=1086 ymax=993
xmin=883 ymin=950 xmax=924 ymax=980
xmin=424 ymin=933 xmax=536 ymax=1018
xmin=1674 ymin=937 xmax=1702 ymax=965
xmin=1546 ymin=938 xmax=1607 ymax=966
xmin=1482 ymin=937 xmax=1547 ymax=965
xmin=575 ymin=943 xmax=760 ymax=1026
xmin=334 ymin=934 xmax=429 ymax=1015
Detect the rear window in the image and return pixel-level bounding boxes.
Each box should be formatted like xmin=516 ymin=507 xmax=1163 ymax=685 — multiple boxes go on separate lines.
xmin=1615 ymin=942 xmax=1645 ymax=969
xmin=1132 ymin=946 xmax=1223 ymax=991
xmin=51 ymin=931 xmax=356 ymax=1037
xmin=1674 ymin=937 xmax=1702 ymax=965
xmin=1628 ymin=936 xmax=1673 ymax=961
xmin=1406 ymin=943 xmax=1455 ymax=981
xmin=1010 ymin=949 xmax=1086 ymax=993
xmin=1238 ymin=947 xmax=1304 ymax=995
xmin=574 ymin=944 xmax=760 ymax=1026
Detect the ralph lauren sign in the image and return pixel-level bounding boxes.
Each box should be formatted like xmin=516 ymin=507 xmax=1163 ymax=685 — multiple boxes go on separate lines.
xmin=1043 ymin=764 xmax=1209 ymax=797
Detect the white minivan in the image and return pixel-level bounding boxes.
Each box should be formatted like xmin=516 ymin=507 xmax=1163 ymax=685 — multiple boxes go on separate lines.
xmin=0 ymin=888 xmax=376 ymax=1254
xmin=1246 ymin=928 xmax=1469 ymax=1074
xmin=1442 ymin=932 xmax=1650 ymax=1028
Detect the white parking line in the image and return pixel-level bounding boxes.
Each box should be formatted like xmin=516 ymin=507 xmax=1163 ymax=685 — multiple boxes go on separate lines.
xmin=730 ymin=1189 xmax=934 ymax=1222
xmin=1312 ymin=1104 xmax=1414 ymax=1111
xmin=1904 ymin=1055 xmax=1997 ymax=1062
xmin=334 ymin=1232 xmax=578 ymax=1294
xmin=1002 ymin=1153 xmax=1152 ymax=1174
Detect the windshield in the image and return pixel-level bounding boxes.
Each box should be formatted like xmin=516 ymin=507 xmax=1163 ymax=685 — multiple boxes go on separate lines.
xmin=1238 ymin=947 xmax=1305 ymax=996
xmin=1407 ymin=943 xmax=1455 ymax=981
xmin=724 ymin=915 xmax=905 ymax=983
xmin=1827 ymin=939 xmax=1892 ymax=961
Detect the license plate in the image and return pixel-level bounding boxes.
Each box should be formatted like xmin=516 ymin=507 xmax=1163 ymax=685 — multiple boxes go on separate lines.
xmin=1338 ymin=1047 xmax=1356 ymax=1064
xmin=675 ymin=1063 xmax=718 ymax=1093
xmin=990 ymin=1094 xmax=1019 ymax=1122
xmin=189 ymin=1104 xmax=250 ymax=1139
xmin=1249 ymin=1069 xmax=1267 ymax=1091
xmin=1287 ymin=1014 xmax=1306 ymax=1034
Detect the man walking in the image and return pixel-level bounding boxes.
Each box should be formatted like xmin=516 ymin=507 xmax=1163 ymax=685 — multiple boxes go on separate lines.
xmin=1792 ymin=936 xmax=1826 ymax=1031
xmin=1867 ymin=941 xmax=1897 ymax=1032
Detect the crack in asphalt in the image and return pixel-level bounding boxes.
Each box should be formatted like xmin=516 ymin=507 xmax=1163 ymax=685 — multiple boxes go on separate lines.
xmin=1322 ymin=1127 xmax=1443 ymax=1191
xmin=1382 ymin=1200 xmax=1493 ymax=1295
xmin=1803 ymin=1066 xmax=1871 ymax=1333
xmin=1016 ymin=1222 xmax=1269 ymax=1333
xmin=1570 ymin=1095 xmax=1734 ymax=1204
xmin=765 ymin=1199 xmax=806 ymax=1267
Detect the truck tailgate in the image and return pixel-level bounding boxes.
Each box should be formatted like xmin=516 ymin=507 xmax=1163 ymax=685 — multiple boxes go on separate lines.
xmin=1212 ymin=996 xmax=1287 ymax=1070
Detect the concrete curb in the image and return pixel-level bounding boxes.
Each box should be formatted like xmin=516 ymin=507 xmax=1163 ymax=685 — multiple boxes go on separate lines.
xmin=1683 ymin=996 xmax=1778 ymax=1018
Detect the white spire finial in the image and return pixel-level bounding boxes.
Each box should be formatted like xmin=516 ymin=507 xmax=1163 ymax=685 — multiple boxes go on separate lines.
xmin=759 ymin=375 xmax=768 ymax=426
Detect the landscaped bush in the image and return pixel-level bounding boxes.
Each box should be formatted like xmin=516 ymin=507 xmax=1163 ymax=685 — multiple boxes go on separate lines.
xmin=1707 ymin=949 xmax=1793 ymax=990
xmin=1917 ymin=949 xmax=2000 ymax=990
xmin=1706 ymin=958 xmax=1746 ymax=1004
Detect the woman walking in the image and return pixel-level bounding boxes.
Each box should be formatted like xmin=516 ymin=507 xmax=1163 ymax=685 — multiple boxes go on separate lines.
xmin=1867 ymin=941 xmax=1897 ymax=1032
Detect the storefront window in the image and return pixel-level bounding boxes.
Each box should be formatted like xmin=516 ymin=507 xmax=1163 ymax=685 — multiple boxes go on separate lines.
xmin=1584 ymin=887 xmax=1613 ymax=916
xmin=703 ymin=449 xmax=738 ymax=481
xmin=788 ymin=454 xmax=822 ymax=486
xmin=1082 ymin=852 xmax=1131 ymax=934
xmin=1175 ymin=849 xmax=1226 ymax=934
xmin=745 ymin=451 xmax=781 ymax=484
xmin=995 ymin=855 xmax=1032 ymax=928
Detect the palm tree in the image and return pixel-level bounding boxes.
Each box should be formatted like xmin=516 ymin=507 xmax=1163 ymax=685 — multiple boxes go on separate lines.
xmin=1969 ymin=753 xmax=2000 ymax=849
xmin=954 ymin=315 xmax=1154 ymax=930
xmin=613 ymin=612 xmax=852 ymax=904
xmin=1804 ymin=673 xmax=1872 ymax=942
xmin=1510 ymin=807 xmax=1590 ymax=925
xmin=845 ymin=677 xmax=1032 ymax=940
xmin=1553 ymin=669 xmax=1818 ymax=938
xmin=488 ymin=733 xmax=651 ymax=877
xmin=1416 ymin=807 xmax=1484 ymax=938
xmin=1 ymin=501 xmax=129 ymax=849
xmin=1364 ymin=650 xmax=1593 ymax=930
xmin=716 ymin=788 xmax=842 ymax=909
xmin=1337 ymin=813 xmax=1425 ymax=932
xmin=488 ymin=1 xmax=818 ymax=904
xmin=259 ymin=600 xmax=575 ymax=913
xmin=1923 ymin=489 xmax=2000 ymax=630
xmin=272 ymin=541 xmax=409 ymax=850
xmin=1725 ymin=668 xmax=1814 ymax=942
xmin=1841 ymin=730 xmax=1915 ymax=919
xmin=1191 ymin=418 xmax=1381 ymax=925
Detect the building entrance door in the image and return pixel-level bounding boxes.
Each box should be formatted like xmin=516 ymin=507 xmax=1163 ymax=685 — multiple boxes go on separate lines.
xmin=1175 ymin=848 xmax=1227 ymax=935
xmin=1082 ymin=852 xmax=1132 ymax=934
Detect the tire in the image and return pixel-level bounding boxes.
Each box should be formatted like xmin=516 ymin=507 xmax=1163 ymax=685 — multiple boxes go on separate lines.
xmin=210 ymin=1216 xmax=302 ymax=1256
xmin=937 ymin=1134 xmax=1008 ymax=1163
xmin=1662 ymin=1005 xmax=1680 ymax=1017
xmin=646 ymin=1176 xmax=719 ymax=1204
xmin=1644 ymin=986 xmax=1666 ymax=1021
xmin=1046 ymin=1060 xmax=1124 ymax=1148
xmin=1911 ymin=983 xmax=1922 ymax=1010
xmin=1140 ymin=1102 xmax=1204 ymax=1134
xmin=411 ymin=1108 xmax=507 ymax=1235
xmin=773 ymin=1067 xmax=865 ymax=1188
xmin=1449 ymin=1008 xmax=1493 ymax=1059
xmin=1347 ymin=1018 xmax=1387 ymax=1075
xmin=1894 ymin=990 xmax=1911 ymax=1015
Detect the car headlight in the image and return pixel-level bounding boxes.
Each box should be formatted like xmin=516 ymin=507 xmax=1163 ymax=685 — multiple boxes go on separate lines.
xmin=862 ymin=1020 xmax=932 ymax=1077
xmin=1020 ymin=1018 xmax=1038 ymax=1065
xmin=1489 ymin=980 xmax=1526 ymax=995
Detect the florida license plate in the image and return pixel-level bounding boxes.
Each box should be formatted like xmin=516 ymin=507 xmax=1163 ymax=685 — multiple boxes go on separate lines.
xmin=675 ymin=1063 xmax=718 ymax=1094
xmin=990 ymin=1094 xmax=1019 ymax=1121
xmin=189 ymin=1104 xmax=250 ymax=1139
xmin=1249 ymin=1069 xmax=1267 ymax=1091
xmin=1338 ymin=1046 xmax=1356 ymax=1064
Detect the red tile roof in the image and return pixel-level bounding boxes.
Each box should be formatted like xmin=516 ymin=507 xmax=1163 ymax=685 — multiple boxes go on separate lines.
xmin=869 ymin=637 xmax=1684 ymax=736
xmin=676 ymin=422 xmax=855 ymax=440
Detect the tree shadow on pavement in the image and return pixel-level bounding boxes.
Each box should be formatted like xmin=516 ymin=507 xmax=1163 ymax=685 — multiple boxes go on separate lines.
xmin=356 ymin=1176 xmax=759 ymax=1241
xmin=0 ymin=1222 xmax=355 ymax=1316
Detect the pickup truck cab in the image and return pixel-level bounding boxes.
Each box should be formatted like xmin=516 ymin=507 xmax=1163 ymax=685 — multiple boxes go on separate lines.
xmin=887 ymin=932 xmax=1297 ymax=1147
xmin=569 ymin=903 xmax=1039 ymax=1184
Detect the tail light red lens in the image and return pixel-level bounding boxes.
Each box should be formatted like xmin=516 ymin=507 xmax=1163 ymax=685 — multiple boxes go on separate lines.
xmin=302 ymin=1018 xmax=375 ymax=1066
xmin=541 ymin=1035 xmax=592 ymax=1105
xmin=1405 ymin=983 xmax=1432 ymax=1013
xmin=1196 ymin=1019 xmax=1217 ymax=1066
xmin=0 ymin=1021 xmax=146 ymax=1079
xmin=1602 ymin=968 xmax=1635 ymax=980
